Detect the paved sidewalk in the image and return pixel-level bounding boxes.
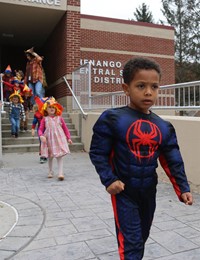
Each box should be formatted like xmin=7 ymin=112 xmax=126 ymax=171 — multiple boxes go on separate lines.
xmin=0 ymin=152 xmax=200 ymax=260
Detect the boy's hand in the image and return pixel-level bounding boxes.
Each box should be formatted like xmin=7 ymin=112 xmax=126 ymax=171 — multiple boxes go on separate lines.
xmin=40 ymin=136 xmax=46 ymax=143
xmin=31 ymin=129 xmax=35 ymax=137
xmin=106 ymin=180 xmax=125 ymax=195
xmin=181 ymin=192 xmax=193 ymax=205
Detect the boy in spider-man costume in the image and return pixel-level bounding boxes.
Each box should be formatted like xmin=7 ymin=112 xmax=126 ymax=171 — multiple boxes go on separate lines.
xmin=89 ymin=57 xmax=193 ymax=260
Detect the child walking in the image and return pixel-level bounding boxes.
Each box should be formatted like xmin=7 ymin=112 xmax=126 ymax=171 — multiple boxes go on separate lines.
xmin=20 ymin=85 xmax=33 ymax=131
xmin=38 ymin=97 xmax=72 ymax=180
xmin=31 ymin=103 xmax=47 ymax=163
xmin=6 ymin=90 xmax=25 ymax=138
xmin=89 ymin=57 xmax=193 ymax=260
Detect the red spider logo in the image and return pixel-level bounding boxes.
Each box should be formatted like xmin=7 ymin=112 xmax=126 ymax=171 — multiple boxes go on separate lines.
xmin=126 ymin=119 xmax=162 ymax=160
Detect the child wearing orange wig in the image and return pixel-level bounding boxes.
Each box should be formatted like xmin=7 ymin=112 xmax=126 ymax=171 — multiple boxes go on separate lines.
xmin=37 ymin=97 xmax=72 ymax=180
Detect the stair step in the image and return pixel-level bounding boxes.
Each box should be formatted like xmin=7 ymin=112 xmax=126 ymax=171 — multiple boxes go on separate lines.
xmin=2 ymin=128 xmax=78 ymax=137
xmin=2 ymin=117 xmax=72 ymax=124
xmin=2 ymin=143 xmax=84 ymax=153
xmin=1 ymin=112 xmax=84 ymax=153
xmin=2 ymin=123 xmax=75 ymax=131
xmin=2 ymin=136 xmax=81 ymax=145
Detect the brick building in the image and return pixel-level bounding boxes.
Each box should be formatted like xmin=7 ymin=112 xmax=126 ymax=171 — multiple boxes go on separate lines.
xmin=0 ymin=0 xmax=175 ymax=108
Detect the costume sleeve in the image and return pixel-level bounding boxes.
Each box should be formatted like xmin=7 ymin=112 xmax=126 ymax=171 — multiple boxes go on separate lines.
xmin=38 ymin=118 xmax=45 ymax=136
xmin=89 ymin=111 xmax=119 ymax=188
xmin=3 ymin=81 xmax=13 ymax=90
xmin=32 ymin=116 xmax=38 ymax=129
xmin=8 ymin=103 xmax=12 ymax=115
xmin=60 ymin=117 xmax=71 ymax=140
xmin=20 ymin=104 xmax=26 ymax=121
xmin=159 ymin=122 xmax=190 ymax=201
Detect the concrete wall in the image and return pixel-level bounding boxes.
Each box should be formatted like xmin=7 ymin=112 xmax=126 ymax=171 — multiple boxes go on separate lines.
xmin=69 ymin=112 xmax=200 ymax=193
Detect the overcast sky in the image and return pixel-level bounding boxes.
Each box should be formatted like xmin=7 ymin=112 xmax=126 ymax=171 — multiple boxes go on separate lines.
xmin=81 ymin=0 xmax=166 ymax=23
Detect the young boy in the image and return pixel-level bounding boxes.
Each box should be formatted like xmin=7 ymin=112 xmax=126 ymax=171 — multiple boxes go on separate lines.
xmin=1 ymin=65 xmax=14 ymax=101
xmin=20 ymin=84 xmax=33 ymax=131
xmin=31 ymin=103 xmax=47 ymax=164
xmin=6 ymin=91 xmax=26 ymax=138
xmin=89 ymin=57 xmax=193 ymax=260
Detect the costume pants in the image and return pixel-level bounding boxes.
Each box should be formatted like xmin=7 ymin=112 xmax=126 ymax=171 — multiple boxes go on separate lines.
xmin=10 ymin=117 xmax=20 ymax=135
xmin=28 ymin=80 xmax=45 ymax=104
xmin=111 ymin=185 xmax=156 ymax=260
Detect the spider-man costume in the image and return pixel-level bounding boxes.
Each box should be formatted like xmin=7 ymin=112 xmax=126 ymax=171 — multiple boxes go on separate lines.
xmin=89 ymin=106 xmax=190 ymax=260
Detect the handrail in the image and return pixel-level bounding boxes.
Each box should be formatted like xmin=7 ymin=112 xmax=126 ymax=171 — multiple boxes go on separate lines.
xmin=0 ymin=74 xmax=5 ymax=112
xmin=63 ymin=76 xmax=88 ymax=119
xmin=0 ymin=74 xmax=4 ymax=160
xmin=88 ymin=80 xmax=200 ymax=111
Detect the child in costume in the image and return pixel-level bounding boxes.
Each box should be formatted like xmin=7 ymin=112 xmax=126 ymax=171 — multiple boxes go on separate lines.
xmin=89 ymin=57 xmax=193 ymax=260
xmin=20 ymin=85 xmax=33 ymax=131
xmin=3 ymin=76 xmax=24 ymax=96
xmin=1 ymin=65 xmax=14 ymax=101
xmin=31 ymin=103 xmax=47 ymax=164
xmin=24 ymin=47 xmax=45 ymax=104
xmin=38 ymin=97 xmax=73 ymax=180
xmin=6 ymin=91 xmax=25 ymax=138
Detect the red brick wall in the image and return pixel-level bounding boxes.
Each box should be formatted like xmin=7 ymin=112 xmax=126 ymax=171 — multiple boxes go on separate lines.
xmin=80 ymin=15 xmax=175 ymax=93
xmin=44 ymin=8 xmax=175 ymax=99
xmin=43 ymin=0 xmax=80 ymax=99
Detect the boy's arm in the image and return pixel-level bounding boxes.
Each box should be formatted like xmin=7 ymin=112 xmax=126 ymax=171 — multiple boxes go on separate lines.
xmin=20 ymin=104 xmax=26 ymax=121
xmin=3 ymin=81 xmax=13 ymax=90
xmin=89 ymin=112 xmax=119 ymax=188
xmin=159 ymin=123 xmax=191 ymax=202
xmin=32 ymin=116 xmax=38 ymax=129
xmin=38 ymin=118 xmax=45 ymax=136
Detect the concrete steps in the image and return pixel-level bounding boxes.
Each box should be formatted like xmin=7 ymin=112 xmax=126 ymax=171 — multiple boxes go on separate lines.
xmin=1 ymin=111 xmax=84 ymax=153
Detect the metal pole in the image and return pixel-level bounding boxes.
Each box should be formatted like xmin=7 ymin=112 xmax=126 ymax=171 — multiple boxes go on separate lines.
xmin=0 ymin=102 xmax=2 ymax=161
xmin=0 ymin=74 xmax=5 ymax=111
xmin=63 ymin=76 xmax=87 ymax=118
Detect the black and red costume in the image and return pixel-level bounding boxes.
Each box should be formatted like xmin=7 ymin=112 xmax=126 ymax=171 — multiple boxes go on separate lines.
xmin=89 ymin=106 xmax=190 ymax=260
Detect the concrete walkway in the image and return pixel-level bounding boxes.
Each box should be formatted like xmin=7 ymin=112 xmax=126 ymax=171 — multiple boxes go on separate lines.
xmin=0 ymin=152 xmax=200 ymax=260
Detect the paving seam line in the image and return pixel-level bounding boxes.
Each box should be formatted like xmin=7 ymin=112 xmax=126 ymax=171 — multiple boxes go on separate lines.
xmin=0 ymin=201 xmax=19 ymax=240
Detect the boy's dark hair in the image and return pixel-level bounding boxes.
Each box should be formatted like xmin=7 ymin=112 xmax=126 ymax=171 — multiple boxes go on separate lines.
xmin=123 ymin=57 xmax=162 ymax=84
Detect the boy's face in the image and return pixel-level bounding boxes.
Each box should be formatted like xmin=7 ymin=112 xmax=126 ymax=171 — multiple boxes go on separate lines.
xmin=26 ymin=54 xmax=32 ymax=61
xmin=122 ymin=69 xmax=160 ymax=114
xmin=12 ymin=96 xmax=20 ymax=104
xmin=5 ymin=72 xmax=11 ymax=77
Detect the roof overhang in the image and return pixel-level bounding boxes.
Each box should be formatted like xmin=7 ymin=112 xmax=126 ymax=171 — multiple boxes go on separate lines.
xmin=0 ymin=0 xmax=67 ymax=47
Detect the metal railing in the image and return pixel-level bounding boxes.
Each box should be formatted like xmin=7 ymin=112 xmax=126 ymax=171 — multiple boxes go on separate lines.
xmin=70 ymin=62 xmax=200 ymax=113
xmin=63 ymin=76 xmax=88 ymax=118
xmin=89 ymin=81 xmax=200 ymax=111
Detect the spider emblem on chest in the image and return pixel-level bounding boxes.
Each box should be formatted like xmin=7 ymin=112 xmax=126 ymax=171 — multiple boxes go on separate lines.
xmin=126 ymin=119 xmax=162 ymax=159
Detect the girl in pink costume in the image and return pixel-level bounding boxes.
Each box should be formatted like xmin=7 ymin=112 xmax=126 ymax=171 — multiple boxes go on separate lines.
xmin=38 ymin=97 xmax=72 ymax=180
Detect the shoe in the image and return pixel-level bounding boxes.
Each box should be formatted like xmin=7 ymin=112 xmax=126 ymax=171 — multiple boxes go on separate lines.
xmin=48 ymin=171 xmax=53 ymax=178
xmin=40 ymin=157 xmax=45 ymax=164
xmin=15 ymin=133 xmax=18 ymax=138
xmin=58 ymin=175 xmax=64 ymax=181
xmin=43 ymin=157 xmax=48 ymax=163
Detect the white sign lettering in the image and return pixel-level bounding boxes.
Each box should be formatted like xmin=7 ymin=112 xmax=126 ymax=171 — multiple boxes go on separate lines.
xmin=80 ymin=59 xmax=123 ymax=85
xmin=17 ymin=0 xmax=61 ymax=6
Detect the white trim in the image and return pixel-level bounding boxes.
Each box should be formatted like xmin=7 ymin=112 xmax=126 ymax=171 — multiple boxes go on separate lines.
xmin=80 ymin=47 xmax=174 ymax=59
